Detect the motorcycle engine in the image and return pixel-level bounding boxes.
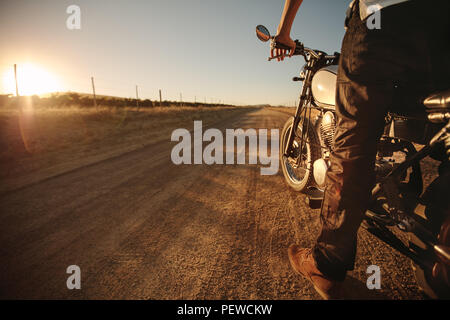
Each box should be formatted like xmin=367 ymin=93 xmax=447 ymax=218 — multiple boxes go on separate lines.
xmin=320 ymin=111 xmax=336 ymax=150
xmin=374 ymin=159 xmax=396 ymax=180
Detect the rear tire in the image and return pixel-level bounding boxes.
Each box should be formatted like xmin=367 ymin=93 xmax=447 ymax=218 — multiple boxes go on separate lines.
xmin=410 ymin=169 xmax=450 ymax=299
xmin=280 ymin=117 xmax=321 ymax=192
xmin=410 ymin=217 xmax=450 ymax=299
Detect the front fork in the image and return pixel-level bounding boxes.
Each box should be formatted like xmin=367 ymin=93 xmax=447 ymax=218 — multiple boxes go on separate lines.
xmin=285 ymin=63 xmax=314 ymax=163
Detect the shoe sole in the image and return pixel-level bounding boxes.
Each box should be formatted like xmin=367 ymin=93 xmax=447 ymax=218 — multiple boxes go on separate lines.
xmin=313 ymin=285 xmax=333 ymax=300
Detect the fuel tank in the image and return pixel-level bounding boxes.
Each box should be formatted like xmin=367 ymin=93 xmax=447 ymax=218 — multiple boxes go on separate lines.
xmin=311 ymin=65 xmax=338 ymax=108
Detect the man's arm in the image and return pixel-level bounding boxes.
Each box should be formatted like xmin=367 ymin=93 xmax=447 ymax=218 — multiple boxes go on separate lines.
xmin=272 ymin=0 xmax=303 ymax=61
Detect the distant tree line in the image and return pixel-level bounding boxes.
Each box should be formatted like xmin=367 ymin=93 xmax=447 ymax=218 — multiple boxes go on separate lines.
xmin=0 ymin=93 xmax=232 ymax=108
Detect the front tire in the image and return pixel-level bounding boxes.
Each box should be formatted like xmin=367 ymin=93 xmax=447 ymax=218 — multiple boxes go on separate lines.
xmin=280 ymin=117 xmax=321 ymax=192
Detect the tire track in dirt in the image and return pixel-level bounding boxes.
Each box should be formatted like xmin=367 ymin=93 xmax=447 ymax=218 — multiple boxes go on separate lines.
xmin=262 ymin=115 xmax=284 ymax=298
xmin=245 ymin=165 xmax=260 ymax=296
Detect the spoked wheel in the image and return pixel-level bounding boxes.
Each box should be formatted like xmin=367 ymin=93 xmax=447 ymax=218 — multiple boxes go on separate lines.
xmin=280 ymin=117 xmax=321 ymax=192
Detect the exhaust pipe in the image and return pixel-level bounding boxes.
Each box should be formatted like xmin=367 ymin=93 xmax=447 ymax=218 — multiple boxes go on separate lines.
xmin=434 ymin=245 xmax=450 ymax=266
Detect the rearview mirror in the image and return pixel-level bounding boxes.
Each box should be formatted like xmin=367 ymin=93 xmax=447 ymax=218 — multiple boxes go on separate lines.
xmin=256 ymin=25 xmax=271 ymax=42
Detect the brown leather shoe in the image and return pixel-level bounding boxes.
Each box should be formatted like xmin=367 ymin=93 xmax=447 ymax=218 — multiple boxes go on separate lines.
xmin=288 ymin=245 xmax=344 ymax=300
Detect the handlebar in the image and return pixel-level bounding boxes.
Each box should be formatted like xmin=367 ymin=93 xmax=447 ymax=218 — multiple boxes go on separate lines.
xmin=269 ymin=38 xmax=337 ymax=62
xmin=255 ymin=25 xmax=339 ymax=62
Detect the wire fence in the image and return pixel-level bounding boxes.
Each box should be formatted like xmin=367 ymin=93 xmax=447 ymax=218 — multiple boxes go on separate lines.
xmin=0 ymin=63 xmax=233 ymax=109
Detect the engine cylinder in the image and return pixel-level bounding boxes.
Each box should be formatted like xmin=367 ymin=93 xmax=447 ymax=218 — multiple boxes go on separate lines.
xmin=320 ymin=111 xmax=336 ymax=150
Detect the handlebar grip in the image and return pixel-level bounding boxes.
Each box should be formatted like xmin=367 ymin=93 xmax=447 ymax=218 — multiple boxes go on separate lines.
xmin=273 ymin=40 xmax=304 ymax=55
xmin=272 ymin=41 xmax=292 ymax=51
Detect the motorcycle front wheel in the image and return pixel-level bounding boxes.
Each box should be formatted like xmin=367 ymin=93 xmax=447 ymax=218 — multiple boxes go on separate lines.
xmin=280 ymin=117 xmax=321 ymax=192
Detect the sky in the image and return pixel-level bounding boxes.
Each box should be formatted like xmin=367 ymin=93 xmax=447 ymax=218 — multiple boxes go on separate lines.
xmin=0 ymin=0 xmax=349 ymax=106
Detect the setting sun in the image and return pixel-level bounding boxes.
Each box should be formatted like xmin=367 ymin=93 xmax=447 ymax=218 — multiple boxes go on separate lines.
xmin=2 ymin=63 xmax=61 ymax=96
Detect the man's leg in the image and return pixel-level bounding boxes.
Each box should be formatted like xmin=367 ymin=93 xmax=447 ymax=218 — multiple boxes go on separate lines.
xmin=311 ymin=0 xmax=450 ymax=281
xmin=289 ymin=0 xmax=450 ymax=292
xmin=288 ymin=1 xmax=395 ymax=293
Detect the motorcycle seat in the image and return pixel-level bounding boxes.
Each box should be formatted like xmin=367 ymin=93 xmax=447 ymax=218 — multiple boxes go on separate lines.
xmin=424 ymin=89 xmax=450 ymax=113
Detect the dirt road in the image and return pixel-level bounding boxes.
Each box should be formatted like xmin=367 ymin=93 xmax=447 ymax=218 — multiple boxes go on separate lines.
xmin=0 ymin=108 xmax=425 ymax=299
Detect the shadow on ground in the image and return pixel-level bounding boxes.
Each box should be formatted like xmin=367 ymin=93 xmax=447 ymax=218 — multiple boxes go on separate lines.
xmin=340 ymin=276 xmax=388 ymax=299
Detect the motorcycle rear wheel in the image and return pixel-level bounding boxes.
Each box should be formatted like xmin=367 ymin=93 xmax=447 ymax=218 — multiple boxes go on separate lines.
xmin=409 ymin=170 xmax=450 ymax=299
xmin=280 ymin=117 xmax=321 ymax=192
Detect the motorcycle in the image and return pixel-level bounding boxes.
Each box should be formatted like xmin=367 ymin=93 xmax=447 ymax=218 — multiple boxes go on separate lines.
xmin=256 ymin=25 xmax=450 ymax=298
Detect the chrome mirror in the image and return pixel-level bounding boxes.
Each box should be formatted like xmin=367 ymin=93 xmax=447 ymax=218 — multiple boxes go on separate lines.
xmin=256 ymin=25 xmax=271 ymax=42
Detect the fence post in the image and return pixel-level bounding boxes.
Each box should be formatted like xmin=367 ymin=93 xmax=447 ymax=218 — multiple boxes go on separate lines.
xmin=136 ymin=85 xmax=139 ymax=110
xmin=91 ymin=76 xmax=97 ymax=110
xmin=14 ymin=64 xmax=19 ymax=97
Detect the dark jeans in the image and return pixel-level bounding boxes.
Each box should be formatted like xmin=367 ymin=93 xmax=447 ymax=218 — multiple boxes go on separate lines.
xmin=312 ymin=0 xmax=450 ymax=281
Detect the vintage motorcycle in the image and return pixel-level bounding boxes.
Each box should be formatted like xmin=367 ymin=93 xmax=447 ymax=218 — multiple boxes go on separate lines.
xmin=256 ymin=25 xmax=450 ymax=298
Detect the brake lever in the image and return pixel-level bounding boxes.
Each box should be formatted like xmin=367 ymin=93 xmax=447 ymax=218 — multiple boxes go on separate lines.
xmin=268 ymin=54 xmax=288 ymax=61
xmin=270 ymin=39 xmax=291 ymax=51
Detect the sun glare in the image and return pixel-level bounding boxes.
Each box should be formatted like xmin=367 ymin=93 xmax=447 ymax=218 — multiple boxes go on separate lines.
xmin=2 ymin=63 xmax=61 ymax=96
